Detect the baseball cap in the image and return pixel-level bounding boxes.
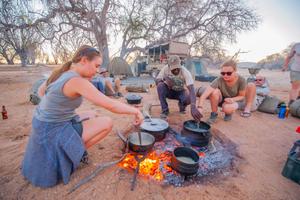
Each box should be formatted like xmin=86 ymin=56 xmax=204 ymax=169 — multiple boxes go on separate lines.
xmin=168 ymin=55 xmax=181 ymax=70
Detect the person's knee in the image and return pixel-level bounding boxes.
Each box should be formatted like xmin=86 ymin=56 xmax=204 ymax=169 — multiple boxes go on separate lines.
xmin=222 ymin=103 xmax=236 ymax=114
xmin=291 ymin=82 xmax=300 ymax=90
xmin=157 ymin=81 xmax=166 ymax=89
xmin=210 ymin=89 xmax=221 ymax=99
xmin=115 ymin=77 xmax=121 ymax=83
xmin=247 ymin=82 xmax=256 ymax=90
xmin=97 ymin=116 xmax=113 ymax=133
xmin=157 ymin=82 xmax=169 ymax=95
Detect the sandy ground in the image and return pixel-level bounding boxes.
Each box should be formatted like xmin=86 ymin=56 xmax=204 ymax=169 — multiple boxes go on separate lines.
xmin=0 ymin=65 xmax=299 ymax=200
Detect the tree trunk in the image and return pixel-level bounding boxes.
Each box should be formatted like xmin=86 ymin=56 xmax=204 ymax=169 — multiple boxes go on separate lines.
xmin=102 ymin=46 xmax=109 ymax=69
xmin=120 ymin=48 xmax=127 ymax=59
xmin=18 ymin=50 xmax=28 ymax=67
xmin=3 ymin=57 xmax=14 ymax=65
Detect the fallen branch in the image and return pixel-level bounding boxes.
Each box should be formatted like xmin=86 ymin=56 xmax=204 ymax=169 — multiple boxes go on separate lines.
xmin=68 ymin=153 xmax=127 ymax=194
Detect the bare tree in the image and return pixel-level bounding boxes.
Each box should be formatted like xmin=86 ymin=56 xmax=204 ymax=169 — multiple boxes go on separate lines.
xmin=113 ymin=0 xmax=259 ymax=59
xmin=0 ymin=0 xmax=43 ymax=66
xmin=155 ymin=0 xmax=259 ymax=56
xmin=112 ymin=0 xmax=159 ymax=59
xmin=50 ymin=28 xmax=97 ymax=63
xmin=0 ymin=35 xmax=17 ymax=64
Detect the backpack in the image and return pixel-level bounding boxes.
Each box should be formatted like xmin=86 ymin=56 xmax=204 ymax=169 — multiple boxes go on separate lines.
xmin=290 ymin=99 xmax=300 ymax=118
xmin=257 ymin=95 xmax=281 ymax=114
xmin=29 ymin=78 xmax=46 ymax=105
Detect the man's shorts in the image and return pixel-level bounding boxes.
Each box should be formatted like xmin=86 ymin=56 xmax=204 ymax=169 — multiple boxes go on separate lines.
xmin=290 ymin=71 xmax=300 ymax=82
xmin=237 ymin=95 xmax=265 ymax=111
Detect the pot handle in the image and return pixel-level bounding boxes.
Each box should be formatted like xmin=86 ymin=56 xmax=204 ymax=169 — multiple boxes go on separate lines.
xmin=116 ymin=129 xmax=127 ymax=144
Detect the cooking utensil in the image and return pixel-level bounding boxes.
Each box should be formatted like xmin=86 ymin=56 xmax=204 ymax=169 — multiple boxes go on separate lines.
xmin=117 ymin=129 xmax=155 ymax=153
xmin=182 ymin=120 xmax=212 ymax=147
xmin=140 ymin=118 xmax=169 ymax=141
xmin=171 ymin=147 xmax=199 ymax=176
xmin=183 ymin=120 xmax=211 ymax=133
xmin=125 ymin=93 xmax=143 ymax=104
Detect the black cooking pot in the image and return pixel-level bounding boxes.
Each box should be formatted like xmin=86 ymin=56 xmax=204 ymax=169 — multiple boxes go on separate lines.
xmin=117 ymin=130 xmax=155 ymax=153
xmin=126 ymin=94 xmax=142 ymax=104
xmin=182 ymin=120 xmax=212 ymax=147
xmin=140 ymin=118 xmax=169 ymax=141
xmin=171 ymin=147 xmax=199 ymax=176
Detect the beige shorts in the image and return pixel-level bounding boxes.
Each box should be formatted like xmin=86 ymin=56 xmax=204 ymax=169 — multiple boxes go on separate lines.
xmin=290 ymin=71 xmax=300 ymax=82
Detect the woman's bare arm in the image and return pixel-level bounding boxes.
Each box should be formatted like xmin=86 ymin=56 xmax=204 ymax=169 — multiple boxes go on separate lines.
xmin=65 ymin=77 xmax=140 ymax=116
xmin=38 ymin=81 xmax=47 ymax=97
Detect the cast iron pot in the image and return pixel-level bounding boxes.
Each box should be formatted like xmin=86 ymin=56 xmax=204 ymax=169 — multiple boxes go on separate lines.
xmin=140 ymin=118 xmax=169 ymax=141
xmin=126 ymin=94 xmax=142 ymax=104
xmin=117 ymin=130 xmax=155 ymax=153
xmin=181 ymin=120 xmax=212 ymax=147
xmin=171 ymin=147 xmax=199 ymax=176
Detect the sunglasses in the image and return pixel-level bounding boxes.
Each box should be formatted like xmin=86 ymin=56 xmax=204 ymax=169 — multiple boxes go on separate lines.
xmin=255 ymin=79 xmax=264 ymax=81
xmin=80 ymin=47 xmax=100 ymax=56
xmin=221 ymin=71 xmax=233 ymax=76
xmin=99 ymin=70 xmax=108 ymax=74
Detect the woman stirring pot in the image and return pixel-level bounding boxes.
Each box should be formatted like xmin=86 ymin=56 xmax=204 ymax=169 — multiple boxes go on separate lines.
xmin=22 ymin=45 xmax=143 ymax=188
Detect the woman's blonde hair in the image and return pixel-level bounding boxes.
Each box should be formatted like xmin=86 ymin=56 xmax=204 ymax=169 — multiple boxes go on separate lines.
xmin=46 ymin=45 xmax=101 ymax=86
xmin=221 ymin=60 xmax=237 ymax=71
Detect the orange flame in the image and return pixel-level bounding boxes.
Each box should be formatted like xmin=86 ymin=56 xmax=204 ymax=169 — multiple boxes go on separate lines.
xmin=118 ymin=151 xmax=173 ymax=181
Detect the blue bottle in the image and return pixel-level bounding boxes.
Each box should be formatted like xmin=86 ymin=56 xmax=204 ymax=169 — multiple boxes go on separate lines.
xmin=278 ymin=103 xmax=287 ymax=119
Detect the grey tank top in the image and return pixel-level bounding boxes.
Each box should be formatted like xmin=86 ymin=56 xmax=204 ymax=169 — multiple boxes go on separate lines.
xmin=35 ymin=71 xmax=83 ymax=122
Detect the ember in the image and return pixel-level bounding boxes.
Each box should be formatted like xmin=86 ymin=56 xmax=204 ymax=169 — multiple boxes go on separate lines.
xmin=118 ymin=151 xmax=173 ymax=181
xmin=118 ymin=128 xmax=237 ymax=186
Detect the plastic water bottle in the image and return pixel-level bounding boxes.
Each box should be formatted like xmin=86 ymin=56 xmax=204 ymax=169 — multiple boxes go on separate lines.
xmin=278 ymin=103 xmax=287 ymax=119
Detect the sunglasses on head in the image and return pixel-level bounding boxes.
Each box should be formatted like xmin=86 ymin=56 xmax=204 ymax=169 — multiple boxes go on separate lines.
xmin=80 ymin=47 xmax=100 ymax=56
xmin=221 ymin=71 xmax=233 ymax=76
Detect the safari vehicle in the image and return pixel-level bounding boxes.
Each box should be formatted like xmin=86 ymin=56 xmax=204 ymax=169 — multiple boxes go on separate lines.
xmin=136 ymin=41 xmax=190 ymax=77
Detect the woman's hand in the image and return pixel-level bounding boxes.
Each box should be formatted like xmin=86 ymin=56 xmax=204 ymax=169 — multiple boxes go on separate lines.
xmin=133 ymin=110 xmax=144 ymax=126
xmin=224 ymin=98 xmax=234 ymax=104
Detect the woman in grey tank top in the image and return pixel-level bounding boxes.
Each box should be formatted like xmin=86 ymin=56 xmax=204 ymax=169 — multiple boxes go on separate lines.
xmin=22 ymin=45 xmax=144 ymax=188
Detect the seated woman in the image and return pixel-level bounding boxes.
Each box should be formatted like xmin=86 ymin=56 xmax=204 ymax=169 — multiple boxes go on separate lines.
xmin=21 ymin=45 xmax=143 ymax=188
xmin=196 ymin=60 xmax=256 ymax=123
xmin=92 ymin=68 xmax=123 ymax=97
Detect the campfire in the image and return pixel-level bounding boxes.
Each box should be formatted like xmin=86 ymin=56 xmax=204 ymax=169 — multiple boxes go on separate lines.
xmin=118 ymin=151 xmax=173 ymax=181
xmin=116 ymin=126 xmax=237 ymax=187
xmin=69 ymin=126 xmax=238 ymax=194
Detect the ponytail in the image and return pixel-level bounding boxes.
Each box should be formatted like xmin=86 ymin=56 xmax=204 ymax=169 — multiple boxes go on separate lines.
xmin=46 ymin=45 xmax=101 ymax=86
xmin=46 ymin=61 xmax=72 ymax=86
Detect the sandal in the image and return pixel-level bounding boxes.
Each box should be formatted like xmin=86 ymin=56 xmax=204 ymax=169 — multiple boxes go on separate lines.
xmin=240 ymin=111 xmax=251 ymax=118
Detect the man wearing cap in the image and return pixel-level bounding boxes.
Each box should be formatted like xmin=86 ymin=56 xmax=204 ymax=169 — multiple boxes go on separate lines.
xmin=155 ymin=55 xmax=202 ymax=121
xmin=92 ymin=68 xmax=123 ymax=97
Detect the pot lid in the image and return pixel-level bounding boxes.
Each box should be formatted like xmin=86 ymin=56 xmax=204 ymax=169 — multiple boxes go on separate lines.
xmin=140 ymin=118 xmax=169 ymax=132
xmin=125 ymin=93 xmax=142 ymax=100
xmin=183 ymin=120 xmax=210 ymax=133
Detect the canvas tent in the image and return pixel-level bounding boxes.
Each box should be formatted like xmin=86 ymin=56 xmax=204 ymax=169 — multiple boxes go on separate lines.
xmin=185 ymin=57 xmax=217 ymax=82
xmin=108 ymin=57 xmax=133 ymax=76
